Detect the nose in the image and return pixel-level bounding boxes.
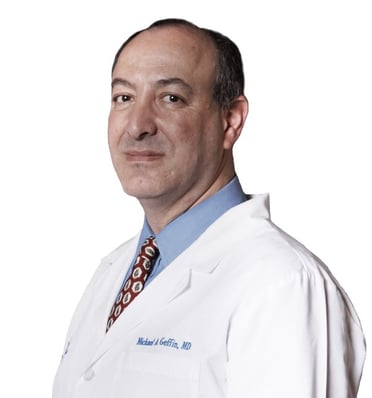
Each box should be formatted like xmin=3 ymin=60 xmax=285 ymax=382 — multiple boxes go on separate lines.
xmin=125 ymin=100 xmax=157 ymax=140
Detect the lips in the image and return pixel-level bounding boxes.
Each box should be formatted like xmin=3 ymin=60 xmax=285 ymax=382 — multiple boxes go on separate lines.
xmin=124 ymin=150 xmax=164 ymax=161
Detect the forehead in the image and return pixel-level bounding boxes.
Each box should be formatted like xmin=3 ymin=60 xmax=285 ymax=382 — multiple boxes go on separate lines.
xmin=113 ymin=26 xmax=217 ymax=88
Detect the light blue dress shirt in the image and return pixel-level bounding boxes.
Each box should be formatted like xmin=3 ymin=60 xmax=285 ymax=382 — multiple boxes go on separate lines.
xmin=125 ymin=176 xmax=247 ymax=286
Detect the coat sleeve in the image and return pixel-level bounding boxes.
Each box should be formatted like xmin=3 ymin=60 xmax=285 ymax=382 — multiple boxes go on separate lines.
xmin=225 ymin=264 xmax=366 ymax=397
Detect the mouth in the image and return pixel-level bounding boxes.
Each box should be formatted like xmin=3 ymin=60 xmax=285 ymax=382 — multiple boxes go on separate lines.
xmin=124 ymin=150 xmax=164 ymax=162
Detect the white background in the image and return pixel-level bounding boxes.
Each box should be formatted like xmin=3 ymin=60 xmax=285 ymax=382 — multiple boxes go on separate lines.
xmin=0 ymin=0 xmax=371 ymax=396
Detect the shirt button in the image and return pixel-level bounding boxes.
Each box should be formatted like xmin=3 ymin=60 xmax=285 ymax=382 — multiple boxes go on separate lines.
xmin=83 ymin=368 xmax=95 ymax=381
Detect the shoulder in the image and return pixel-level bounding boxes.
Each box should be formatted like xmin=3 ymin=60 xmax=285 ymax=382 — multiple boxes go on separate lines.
xmin=213 ymin=195 xmax=326 ymax=275
xmin=210 ymin=196 xmax=350 ymax=301
xmin=83 ymin=234 xmax=140 ymax=290
xmin=100 ymin=234 xmax=140 ymax=266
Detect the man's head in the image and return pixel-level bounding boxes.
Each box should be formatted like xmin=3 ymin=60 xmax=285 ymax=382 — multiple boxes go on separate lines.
xmin=108 ymin=19 xmax=248 ymax=231
xmin=112 ymin=19 xmax=245 ymax=108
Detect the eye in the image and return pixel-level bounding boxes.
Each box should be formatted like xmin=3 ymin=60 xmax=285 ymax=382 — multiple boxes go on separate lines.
xmin=113 ymin=94 xmax=131 ymax=103
xmin=164 ymin=94 xmax=183 ymax=103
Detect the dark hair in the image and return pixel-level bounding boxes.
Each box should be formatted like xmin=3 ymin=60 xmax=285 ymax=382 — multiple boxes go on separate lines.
xmin=111 ymin=18 xmax=245 ymax=107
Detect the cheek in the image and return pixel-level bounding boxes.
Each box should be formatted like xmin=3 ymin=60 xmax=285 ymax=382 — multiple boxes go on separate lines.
xmin=162 ymin=112 xmax=205 ymax=148
xmin=108 ymin=108 xmax=127 ymax=140
xmin=107 ymin=134 xmax=119 ymax=165
xmin=168 ymin=116 xmax=223 ymax=167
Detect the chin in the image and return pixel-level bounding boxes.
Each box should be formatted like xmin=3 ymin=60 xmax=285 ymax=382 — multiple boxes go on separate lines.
xmin=121 ymin=181 xmax=162 ymax=200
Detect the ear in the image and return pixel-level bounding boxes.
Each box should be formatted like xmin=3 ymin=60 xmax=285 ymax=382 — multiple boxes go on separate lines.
xmin=222 ymin=95 xmax=249 ymax=150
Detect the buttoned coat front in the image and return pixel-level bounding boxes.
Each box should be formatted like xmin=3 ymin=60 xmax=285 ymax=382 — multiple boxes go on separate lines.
xmin=53 ymin=195 xmax=365 ymax=397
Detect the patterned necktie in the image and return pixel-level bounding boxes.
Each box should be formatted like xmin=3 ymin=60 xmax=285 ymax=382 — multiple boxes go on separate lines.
xmin=106 ymin=236 xmax=159 ymax=332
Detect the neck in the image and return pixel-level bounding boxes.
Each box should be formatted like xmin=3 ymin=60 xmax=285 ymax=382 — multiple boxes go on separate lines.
xmin=140 ymin=169 xmax=236 ymax=234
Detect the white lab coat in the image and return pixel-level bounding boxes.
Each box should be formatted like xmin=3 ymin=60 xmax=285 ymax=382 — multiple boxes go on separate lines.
xmin=53 ymin=194 xmax=366 ymax=397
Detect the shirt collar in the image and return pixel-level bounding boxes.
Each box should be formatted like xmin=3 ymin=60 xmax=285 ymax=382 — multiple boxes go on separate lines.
xmin=138 ymin=176 xmax=247 ymax=268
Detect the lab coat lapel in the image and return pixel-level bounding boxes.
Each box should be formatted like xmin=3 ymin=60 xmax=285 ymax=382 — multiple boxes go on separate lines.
xmin=89 ymin=253 xmax=195 ymax=366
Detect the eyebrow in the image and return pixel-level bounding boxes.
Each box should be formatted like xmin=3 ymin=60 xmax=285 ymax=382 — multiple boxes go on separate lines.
xmin=156 ymin=78 xmax=193 ymax=95
xmin=111 ymin=77 xmax=193 ymax=95
xmin=111 ymin=78 xmax=134 ymax=89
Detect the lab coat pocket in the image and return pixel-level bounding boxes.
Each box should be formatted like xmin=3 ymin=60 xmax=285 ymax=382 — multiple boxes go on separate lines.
xmin=112 ymin=350 xmax=200 ymax=398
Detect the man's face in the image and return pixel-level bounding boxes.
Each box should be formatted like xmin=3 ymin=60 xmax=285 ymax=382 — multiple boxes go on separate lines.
xmin=108 ymin=26 xmax=231 ymax=211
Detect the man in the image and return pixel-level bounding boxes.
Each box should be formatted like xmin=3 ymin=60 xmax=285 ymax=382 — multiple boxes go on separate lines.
xmin=53 ymin=19 xmax=365 ymax=397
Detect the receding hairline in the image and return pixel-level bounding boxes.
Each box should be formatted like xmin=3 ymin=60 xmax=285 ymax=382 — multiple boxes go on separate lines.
xmin=112 ymin=21 xmax=218 ymax=74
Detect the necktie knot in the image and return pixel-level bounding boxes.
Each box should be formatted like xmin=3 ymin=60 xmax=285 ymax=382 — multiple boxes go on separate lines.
xmin=141 ymin=236 xmax=159 ymax=260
